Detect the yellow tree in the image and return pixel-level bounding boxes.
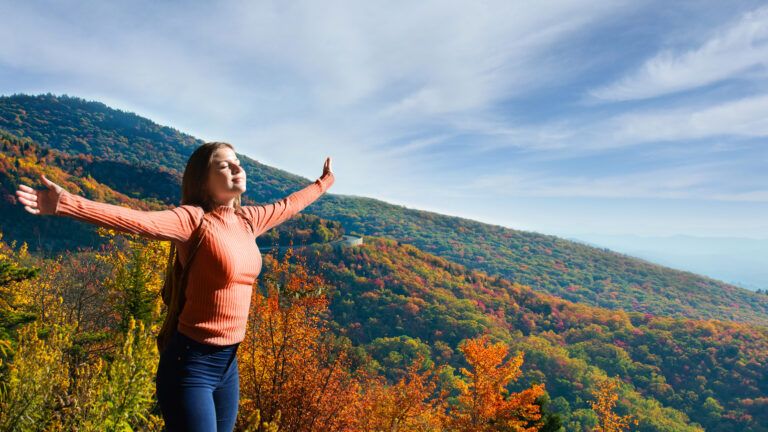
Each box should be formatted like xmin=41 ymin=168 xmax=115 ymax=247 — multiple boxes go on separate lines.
xmin=447 ymin=334 xmax=546 ymax=431
xmin=0 ymin=231 xmax=165 ymax=431
xmin=0 ymin=318 xmax=71 ymax=431
xmin=350 ymin=353 xmax=450 ymax=431
xmin=588 ymin=378 xmax=638 ymax=432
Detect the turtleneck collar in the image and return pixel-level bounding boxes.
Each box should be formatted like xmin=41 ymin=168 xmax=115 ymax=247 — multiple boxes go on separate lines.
xmin=212 ymin=205 xmax=236 ymax=215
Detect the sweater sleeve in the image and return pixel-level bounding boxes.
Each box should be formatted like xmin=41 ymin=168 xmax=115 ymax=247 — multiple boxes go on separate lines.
xmin=243 ymin=171 xmax=335 ymax=237
xmin=54 ymin=189 xmax=204 ymax=243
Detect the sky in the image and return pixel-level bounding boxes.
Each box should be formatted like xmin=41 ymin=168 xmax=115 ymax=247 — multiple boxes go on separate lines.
xmin=1 ymin=0 xmax=766 ymax=289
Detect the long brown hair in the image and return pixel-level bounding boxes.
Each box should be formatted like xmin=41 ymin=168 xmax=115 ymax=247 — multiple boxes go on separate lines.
xmin=160 ymin=141 xmax=254 ymax=307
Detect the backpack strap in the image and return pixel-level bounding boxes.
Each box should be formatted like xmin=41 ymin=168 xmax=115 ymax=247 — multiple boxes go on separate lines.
xmin=177 ymin=214 xmax=208 ymax=303
xmin=157 ymin=212 xmax=208 ymax=352
xmin=160 ymin=212 xmax=207 ymax=306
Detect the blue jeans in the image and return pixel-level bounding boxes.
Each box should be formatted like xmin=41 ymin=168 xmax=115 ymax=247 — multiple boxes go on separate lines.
xmin=155 ymin=328 xmax=241 ymax=432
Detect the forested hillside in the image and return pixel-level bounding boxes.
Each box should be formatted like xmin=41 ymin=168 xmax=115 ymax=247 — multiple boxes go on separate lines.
xmin=2 ymin=93 xmax=766 ymax=326
xmin=302 ymin=236 xmax=768 ymax=430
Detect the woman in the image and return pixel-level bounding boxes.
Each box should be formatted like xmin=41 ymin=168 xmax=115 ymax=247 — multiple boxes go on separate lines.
xmin=14 ymin=142 xmax=335 ymax=431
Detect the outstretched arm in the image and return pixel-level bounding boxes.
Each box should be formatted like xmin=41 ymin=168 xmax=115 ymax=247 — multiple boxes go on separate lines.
xmin=15 ymin=173 xmax=203 ymax=243
xmin=53 ymin=190 xmax=204 ymax=243
xmin=244 ymin=168 xmax=335 ymax=237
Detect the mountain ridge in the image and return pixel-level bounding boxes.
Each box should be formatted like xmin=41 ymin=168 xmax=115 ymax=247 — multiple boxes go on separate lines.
xmin=1 ymin=92 xmax=767 ymax=327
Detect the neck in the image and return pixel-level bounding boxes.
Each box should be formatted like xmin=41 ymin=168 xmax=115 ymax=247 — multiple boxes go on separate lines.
xmin=212 ymin=197 xmax=237 ymax=208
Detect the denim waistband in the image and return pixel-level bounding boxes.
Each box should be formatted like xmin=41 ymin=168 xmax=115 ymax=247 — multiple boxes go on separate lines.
xmin=173 ymin=329 xmax=240 ymax=354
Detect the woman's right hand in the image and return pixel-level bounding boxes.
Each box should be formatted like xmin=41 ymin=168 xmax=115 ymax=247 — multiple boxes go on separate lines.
xmin=15 ymin=174 xmax=66 ymax=216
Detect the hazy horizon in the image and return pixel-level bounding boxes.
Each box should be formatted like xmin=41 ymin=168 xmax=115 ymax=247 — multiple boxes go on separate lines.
xmin=555 ymin=231 xmax=768 ymax=292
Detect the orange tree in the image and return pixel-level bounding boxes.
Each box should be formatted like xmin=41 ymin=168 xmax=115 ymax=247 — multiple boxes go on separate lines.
xmin=237 ymin=247 xmax=361 ymax=431
xmin=446 ymin=334 xmax=547 ymax=431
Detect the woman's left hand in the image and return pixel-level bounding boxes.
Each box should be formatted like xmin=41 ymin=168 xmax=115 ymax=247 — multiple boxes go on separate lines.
xmin=322 ymin=157 xmax=333 ymax=177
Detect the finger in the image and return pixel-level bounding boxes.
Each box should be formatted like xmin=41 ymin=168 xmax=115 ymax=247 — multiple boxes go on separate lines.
xmin=41 ymin=174 xmax=59 ymax=190
xmin=23 ymin=205 xmax=40 ymax=215
xmin=16 ymin=190 xmax=37 ymax=200
xmin=18 ymin=184 xmax=36 ymax=192
xmin=18 ymin=195 xmax=39 ymax=207
xmin=18 ymin=196 xmax=38 ymax=207
xmin=16 ymin=193 xmax=33 ymax=204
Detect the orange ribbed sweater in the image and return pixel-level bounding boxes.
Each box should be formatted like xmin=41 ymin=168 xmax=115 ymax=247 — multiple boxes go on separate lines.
xmin=55 ymin=171 xmax=335 ymax=346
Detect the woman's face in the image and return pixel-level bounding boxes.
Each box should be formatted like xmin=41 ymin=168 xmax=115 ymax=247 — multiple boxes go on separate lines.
xmin=206 ymin=146 xmax=246 ymax=206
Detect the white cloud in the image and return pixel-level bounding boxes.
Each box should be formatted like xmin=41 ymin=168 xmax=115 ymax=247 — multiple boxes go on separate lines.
xmin=457 ymin=161 xmax=768 ymax=202
xmin=0 ymin=1 xmax=253 ymax=129
xmin=589 ymin=4 xmax=768 ymax=101
xmin=0 ymin=0 xmax=634 ymax=167
xmin=608 ymin=93 xmax=768 ymax=143
xmin=448 ymin=91 xmax=768 ymax=160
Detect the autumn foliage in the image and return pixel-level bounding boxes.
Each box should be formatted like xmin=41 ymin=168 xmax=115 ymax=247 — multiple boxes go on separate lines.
xmin=445 ymin=334 xmax=546 ymax=431
xmin=237 ymin=247 xmax=361 ymax=431
xmin=0 ymin=230 xmax=556 ymax=431
xmin=236 ymin=247 xmax=548 ymax=431
xmin=350 ymin=356 xmax=450 ymax=431
xmin=588 ymin=378 xmax=638 ymax=432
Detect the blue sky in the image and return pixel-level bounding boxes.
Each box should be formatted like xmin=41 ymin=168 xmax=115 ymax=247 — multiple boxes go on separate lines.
xmin=1 ymin=0 xmax=767 ymax=288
